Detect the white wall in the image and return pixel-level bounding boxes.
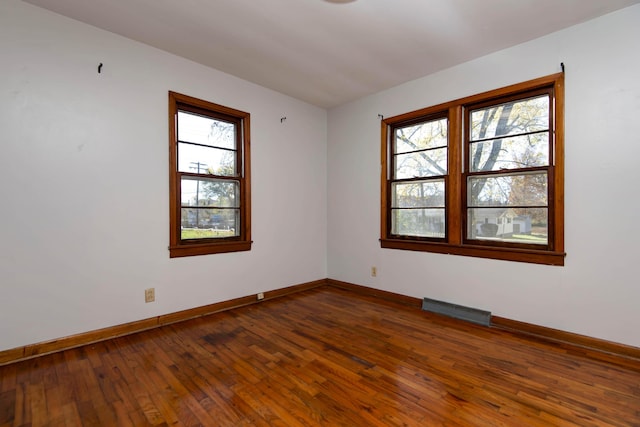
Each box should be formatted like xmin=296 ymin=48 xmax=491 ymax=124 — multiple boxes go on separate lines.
xmin=2 ymin=1 xmax=639 ymax=354
xmin=328 ymin=5 xmax=640 ymax=347
xmin=0 ymin=1 xmax=327 ymax=352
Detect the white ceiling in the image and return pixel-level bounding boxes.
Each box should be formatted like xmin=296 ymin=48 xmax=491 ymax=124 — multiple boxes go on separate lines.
xmin=23 ymin=0 xmax=640 ymax=108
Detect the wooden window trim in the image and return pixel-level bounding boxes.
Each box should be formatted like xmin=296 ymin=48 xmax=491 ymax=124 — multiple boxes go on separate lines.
xmin=381 ymin=73 xmax=565 ymax=266
xmin=169 ymin=91 xmax=252 ymax=258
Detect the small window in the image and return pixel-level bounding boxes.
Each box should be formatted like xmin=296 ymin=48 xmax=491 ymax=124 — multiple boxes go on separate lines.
xmin=168 ymin=92 xmax=251 ymax=257
xmin=381 ymin=74 xmax=565 ymax=265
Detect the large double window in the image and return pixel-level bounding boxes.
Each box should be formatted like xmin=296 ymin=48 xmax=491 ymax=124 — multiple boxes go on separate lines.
xmin=381 ymin=74 xmax=565 ymax=265
xmin=169 ymin=92 xmax=251 ymax=258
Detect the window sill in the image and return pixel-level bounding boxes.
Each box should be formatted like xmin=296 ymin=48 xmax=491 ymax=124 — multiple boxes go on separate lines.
xmin=169 ymin=240 xmax=252 ymax=258
xmin=380 ymin=239 xmax=565 ymax=266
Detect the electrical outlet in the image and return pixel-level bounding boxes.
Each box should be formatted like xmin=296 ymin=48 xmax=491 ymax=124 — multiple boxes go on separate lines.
xmin=145 ymin=288 xmax=155 ymax=303
xmin=257 ymin=292 xmax=265 ymax=300
xmin=371 ymin=266 xmax=377 ymax=277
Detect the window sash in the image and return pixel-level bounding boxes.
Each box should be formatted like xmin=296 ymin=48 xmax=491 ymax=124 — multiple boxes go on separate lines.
xmin=463 ymin=88 xmax=554 ymax=251
xmin=390 ymin=114 xmax=449 ymax=241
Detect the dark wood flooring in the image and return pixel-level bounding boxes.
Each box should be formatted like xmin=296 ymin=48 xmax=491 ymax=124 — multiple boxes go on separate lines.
xmin=1 ymin=286 xmax=639 ymax=426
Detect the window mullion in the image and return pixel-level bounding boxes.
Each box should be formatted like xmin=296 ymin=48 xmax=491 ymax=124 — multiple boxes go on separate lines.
xmin=448 ymin=105 xmax=463 ymax=245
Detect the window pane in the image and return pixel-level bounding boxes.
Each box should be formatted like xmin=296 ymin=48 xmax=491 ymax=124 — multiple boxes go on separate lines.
xmin=470 ymin=95 xmax=549 ymax=141
xmin=181 ymin=208 xmax=240 ymax=239
xmin=469 ymin=133 xmax=549 ymax=172
xmin=395 ymin=147 xmax=447 ymax=179
xmin=178 ymin=143 xmax=236 ymax=176
xmin=392 ymin=180 xmax=444 ymax=208
xmin=181 ymin=178 xmax=239 ymax=208
xmin=395 ymin=118 xmax=447 ymax=154
xmin=467 ymin=207 xmax=547 ymax=245
xmin=468 ymin=173 xmax=547 ymax=207
xmin=178 ymin=111 xmax=236 ymax=150
xmin=392 ymin=209 xmax=445 ymax=238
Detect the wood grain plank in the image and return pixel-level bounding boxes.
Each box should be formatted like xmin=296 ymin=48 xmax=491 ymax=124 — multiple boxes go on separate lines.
xmin=0 ymin=286 xmax=638 ymax=426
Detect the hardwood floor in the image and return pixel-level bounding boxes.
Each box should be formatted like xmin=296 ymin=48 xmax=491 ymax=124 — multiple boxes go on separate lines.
xmin=1 ymin=286 xmax=638 ymax=426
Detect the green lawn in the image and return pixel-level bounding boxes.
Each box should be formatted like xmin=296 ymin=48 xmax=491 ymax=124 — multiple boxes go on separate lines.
xmin=181 ymin=228 xmax=235 ymax=239
xmin=511 ymin=233 xmax=547 ymax=243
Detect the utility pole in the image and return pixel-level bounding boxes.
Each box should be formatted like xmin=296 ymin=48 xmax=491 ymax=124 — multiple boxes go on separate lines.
xmin=189 ymin=162 xmax=208 ymax=228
